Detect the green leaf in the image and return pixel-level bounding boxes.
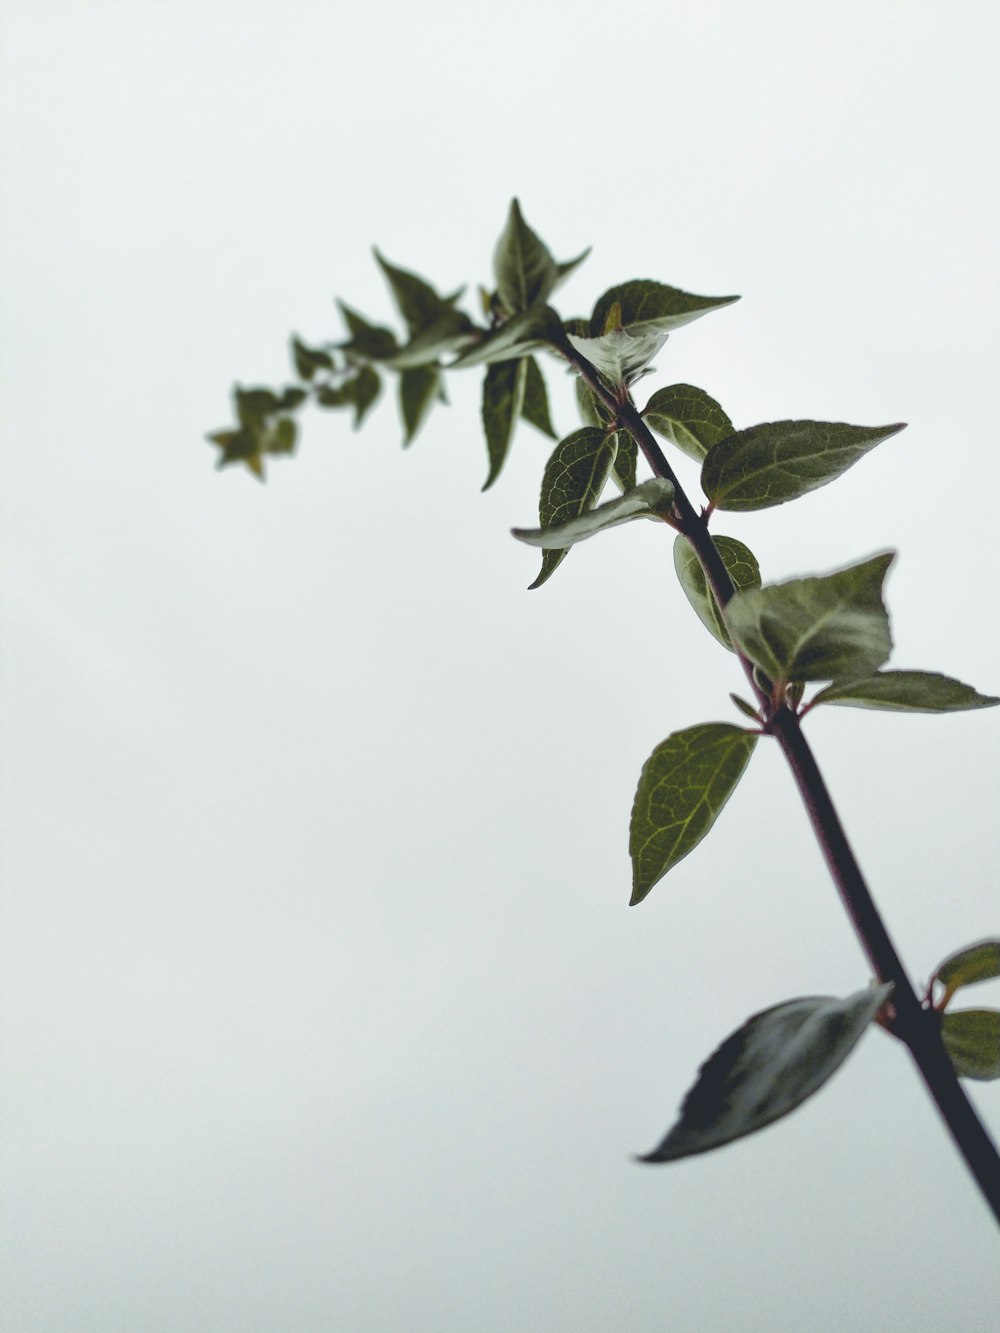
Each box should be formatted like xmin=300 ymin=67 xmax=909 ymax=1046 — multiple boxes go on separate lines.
xmin=590 ymin=279 xmax=739 ymax=339
xmin=265 ymin=416 xmax=297 ymax=455
xmin=528 ymin=427 xmax=618 ymax=589
xmin=520 ymin=356 xmax=556 ymax=438
xmin=337 ymin=301 xmax=400 ymax=360
xmin=276 ymin=386 xmax=308 ymax=411
xmin=451 ymin=305 xmax=562 ymax=368
xmin=611 ymin=432 xmax=637 ymax=492
xmin=234 ymin=386 xmax=283 ymax=426
xmin=941 ymin=1010 xmax=1000 ymax=1081
xmin=493 ymin=199 xmax=559 ymax=314
xmin=553 ymin=247 xmax=591 ymax=290
xmin=399 ymin=366 xmax=441 ymax=446
xmin=644 ymin=384 xmax=734 ymax=463
xmin=673 ymin=535 xmax=762 ymax=651
xmin=565 ymin=325 xmax=669 ymax=386
xmin=725 ymin=553 xmax=894 ymax=684
xmin=206 ymin=427 xmax=264 ymax=478
xmin=630 ymin=723 xmax=758 ymax=904
xmin=638 ymin=985 xmax=893 ymax=1162
xmin=481 ymin=359 xmax=527 ymax=491
xmin=291 ymin=336 xmax=334 ymax=380
xmin=932 ymin=940 xmax=1000 ymax=1006
xmin=386 ymin=310 xmax=474 ymax=369
xmin=575 ymin=378 xmax=610 ymax=428
xmin=811 ymin=671 xmax=1000 ymax=714
xmin=374 ymin=250 xmax=462 ymax=336
xmin=701 ymin=420 xmax=906 ymax=512
xmin=512 ymin=478 xmax=674 ymax=549
xmin=351 ymin=365 xmax=381 ymax=428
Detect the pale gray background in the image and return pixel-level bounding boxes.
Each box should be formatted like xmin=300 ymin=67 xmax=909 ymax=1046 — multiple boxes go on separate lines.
xmin=2 ymin=2 xmax=999 ymax=1330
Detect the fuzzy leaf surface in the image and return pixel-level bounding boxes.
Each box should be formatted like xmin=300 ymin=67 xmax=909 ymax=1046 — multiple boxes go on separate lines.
xmin=644 ymin=384 xmax=734 ymax=463
xmin=512 ymin=478 xmax=673 ymax=549
xmin=481 ymin=359 xmax=527 ymax=490
xmin=630 ymin=724 xmax=757 ymax=904
xmin=528 ymin=427 xmax=617 ymax=589
xmin=493 ymin=199 xmax=558 ymax=314
xmin=725 ymin=553 xmax=894 ymax=683
xmin=673 ymin=535 xmax=761 ymax=651
xmin=811 ymin=671 xmax=1000 ymax=714
xmin=639 ymin=985 xmax=893 ymax=1161
xmin=941 ymin=1011 xmax=1000 ymax=1081
xmin=702 ymin=420 xmax=905 ymax=512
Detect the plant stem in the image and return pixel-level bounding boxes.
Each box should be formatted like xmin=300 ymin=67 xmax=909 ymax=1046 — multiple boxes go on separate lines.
xmin=557 ymin=335 xmax=1000 ymax=1226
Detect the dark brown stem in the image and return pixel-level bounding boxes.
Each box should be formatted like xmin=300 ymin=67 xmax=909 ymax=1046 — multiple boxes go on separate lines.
xmin=556 ymin=335 xmax=1000 ymax=1226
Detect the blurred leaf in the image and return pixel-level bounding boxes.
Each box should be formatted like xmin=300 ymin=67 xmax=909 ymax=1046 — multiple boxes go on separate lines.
xmin=575 ymin=378 xmax=610 ymax=428
xmin=941 ymin=1010 xmax=1000 ymax=1081
xmin=481 ymin=359 xmax=527 ymax=491
xmin=644 ymin=384 xmax=733 ymax=463
xmin=206 ymin=427 xmax=263 ymax=478
xmin=612 ymin=432 xmax=637 ymax=492
xmin=235 ymin=386 xmax=283 ymax=426
xmin=673 ymin=535 xmax=761 ymax=651
xmin=337 ymin=301 xmax=400 ymax=360
xmin=400 ymin=366 xmax=441 ymax=446
xmin=374 ymin=250 xmax=462 ymax=336
xmin=811 ymin=671 xmax=1000 ymax=714
xmin=291 ymin=336 xmax=334 ymax=380
xmin=352 ymin=365 xmax=381 ymax=428
xmin=276 ymin=386 xmax=308 ymax=410
xmin=494 ymin=198 xmax=558 ymax=314
xmin=630 ymin=723 xmax=757 ymax=904
xmin=553 ymin=247 xmax=591 ymax=290
xmin=932 ymin=940 xmax=1000 ymax=1004
xmin=520 ymin=356 xmax=556 ymax=438
xmin=591 ymin=279 xmax=739 ymax=339
xmin=387 ymin=310 xmax=474 ymax=369
xmin=730 ymin=694 xmax=761 ymax=721
xmin=513 ymin=478 xmax=674 ymax=549
xmin=639 ymin=985 xmax=893 ymax=1161
xmin=725 ymin=553 xmax=894 ymax=683
xmin=702 ymin=420 xmax=906 ymax=512
xmin=265 ymin=416 xmax=297 ymax=455
xmin=452 ymin=305 xmax=562 ymax=368
xmin=528 ymin=427 xmax=618 ymax=589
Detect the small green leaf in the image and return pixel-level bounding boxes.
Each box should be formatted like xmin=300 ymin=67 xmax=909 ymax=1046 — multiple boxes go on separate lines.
xmin=399 ymin=366 xmax=441 ymax=446
xmin=528 ymin=427 xmax=618 ymax=589
xmin=351 ymin=365 xmax=381 ymax=428
xmin=206 ymin=427 xmax=263 ymax=477
xmin=630 ymin=723 xmax=757 ymax=904
xmin=639 ymin=985 xmax=893 ymax=1162
xmin=451 ymin=306 xmax=561 ymax=368
xmin=276 ymin=386 xmax=308 ymax=411
xmin=673 ymin=535 xmax=762 ymax=651
xmin=387 ymin=310 xmax=474 ymax=369
xmin=565 ymin=325 xmax=669 ymax=386
xmin=644 ymin=384 xmax=734 ymax=463
xmin=730 ymin=694 xmax=761 ymax=722
xmin=493 ymin=199 xmax=559 ymax=315
xmin=291 ymin=336 xmax=334 ymax=380
xmin=725 ymin=553 xmax=894 ymax=684
xmin=701 ymin=420 xmax=906 ymax=512
xmin=932 ymin=940 xmax=1000 ymax=1006
xmin=337 ymin=301 xmax=400 ymax=360
xmin=374 ymin=250 xmax=462 ymax=336
xmin=941 ymin=1010 xmax=1000 ymax=1081
xmin=811 ymin=671 xmax=1000 ymax=714
xmin=235 ymin=386 xmax=283 ymax=426
xmin=520 ymin=356 xmax=556 ymax=438
xmin=512 ymin=478 xmax=674 ymax=549
xmin=553 ymin=247 xmax=591 ymax=290
xmin=481 ymin=359 xmax=527 ymax=491
xmin=265 ymin=416 xmax=297 ymax=455
xmin=591 ymin=280 xmax=739 ymax=339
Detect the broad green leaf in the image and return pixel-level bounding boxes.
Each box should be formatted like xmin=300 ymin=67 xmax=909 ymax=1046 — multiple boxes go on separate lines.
xmin=520 ymin=356 xmax=556 ymax=438
xmin=528 ymin=427 xmax=618 ymax=589
xmin=337 ymin=301 xmax=400 ymax=360
xmin=639 ymin=985 xmax=893 ymax=1162
xmin=932 ymin=940 xmax=1000 ymax=1006
xmin=673 ymin=535 xmax=761 ymax=651
xmin=481 ymin=359 xmax=527 ymax=491
xmin=399 ymin=366 xmax=441 ymax=446
xmin=451 ymin=305 xmax=562 ymax=368
xmin=644 ymin=383 xmax=734 ymax=463
xmin=374 ymin=250 xmax=461 ymax=336
xmin=386 ymin=310 xmax=474 ymax=369
xmin=941 ymin=1010 xmax=1000 ymax=1081
xmin=725 ymin=553 xmax=894 ymax=684
xmin=701 ymin=419 xmax=906 ymax=512
xmin=565 ymin=325 xmax=669 ymax=386
xmin=512 ymin=478 xmax=674 ymax=549
xmin=590 ymin=279 xmax=739 ymax=339
xmin=630 ymin=723 xmax=757 ymax=904
xmin=811 ymin=671 xmax=1000 ymax=714
xmin=291 ymin=336 xmax=334 ymax=380
xmin=493 ymin=199 xmax=558 ymax=314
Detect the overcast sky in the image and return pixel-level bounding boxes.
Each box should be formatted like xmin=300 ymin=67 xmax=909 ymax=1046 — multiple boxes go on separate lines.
xmin=2 ymin=2 xmax=999 ymax=1330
